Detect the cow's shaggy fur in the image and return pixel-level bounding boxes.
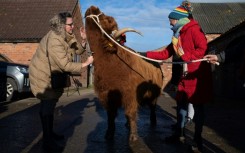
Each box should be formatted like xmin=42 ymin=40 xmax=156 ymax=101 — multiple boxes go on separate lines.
xmin=85 ymin=6 xmax=163 ymax=141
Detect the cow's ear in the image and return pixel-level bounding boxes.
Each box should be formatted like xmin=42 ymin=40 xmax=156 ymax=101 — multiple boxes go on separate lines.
xmin=101 ymin=38 xmax=117 ymax=54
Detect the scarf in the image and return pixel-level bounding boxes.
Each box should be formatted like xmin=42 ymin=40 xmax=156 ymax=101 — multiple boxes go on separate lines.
xmin=171 ymin=18 xmax=190 ymax=57
xmin=65 ymin=32 xmax=77 ymax=47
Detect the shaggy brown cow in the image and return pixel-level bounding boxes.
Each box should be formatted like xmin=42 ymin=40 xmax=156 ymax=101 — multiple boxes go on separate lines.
xmin=85 ymin=6 xmax=163 ymax=141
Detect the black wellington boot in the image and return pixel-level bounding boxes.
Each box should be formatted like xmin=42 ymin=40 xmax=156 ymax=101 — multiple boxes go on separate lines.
xmin=165 ymin=128 xmax=185 ymax=144
xmin=49 ymin=115 xmax=65 ymax=140
xmin=40 ymin=115 xmax=64 ymax=152
xmin=192 ymin=134 xmax=203 ymax=152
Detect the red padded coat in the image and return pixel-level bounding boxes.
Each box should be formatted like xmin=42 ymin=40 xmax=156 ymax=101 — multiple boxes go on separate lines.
xmin=146 ymin=20 xmax=213 ymax=104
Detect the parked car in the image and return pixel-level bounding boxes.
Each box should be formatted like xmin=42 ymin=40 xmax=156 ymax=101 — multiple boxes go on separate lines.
xmin=0 ymin=53 xmax=30 ymax=102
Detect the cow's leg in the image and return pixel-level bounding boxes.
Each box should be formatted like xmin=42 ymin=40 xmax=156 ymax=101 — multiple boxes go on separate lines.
xmin=125 ymin=103 xmax=138 ymax=141
xmin=149 ymin=99 xmax=157 ymax=126
xmin=104 ymin=90 xmax=121 ymax=140
xmin=105 ymin=107 xmax=117 ymax=140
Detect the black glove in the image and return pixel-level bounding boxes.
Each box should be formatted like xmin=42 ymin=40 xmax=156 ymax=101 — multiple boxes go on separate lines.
xmin=138 ymin=52 xmax=147 ymax=57
xmin=87 ymin=50 xmax=94 ymax=57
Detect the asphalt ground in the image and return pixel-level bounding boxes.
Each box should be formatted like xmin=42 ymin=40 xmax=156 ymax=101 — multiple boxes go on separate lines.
xmin=0 ymin=87 xmax=244 ymax=153
xmin=160 ymin=87 xmax=245 ymax=153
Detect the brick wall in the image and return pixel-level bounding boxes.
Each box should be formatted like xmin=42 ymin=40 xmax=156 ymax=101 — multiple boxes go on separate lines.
xmin=206 ymin=34 xmax=221 ymax=43
xmin=0 ymin=43 xmax=38 ymax=64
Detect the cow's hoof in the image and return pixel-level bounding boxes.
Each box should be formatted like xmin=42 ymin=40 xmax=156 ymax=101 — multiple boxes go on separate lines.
xmin=129 ymin=134 xmax=138 ymax=142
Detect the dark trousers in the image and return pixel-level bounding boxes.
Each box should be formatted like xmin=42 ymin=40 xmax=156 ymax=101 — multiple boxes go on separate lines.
xmin=40 ymin=99 xmax=58 ymax=116
xmin=39 ymin=99 xmax=64 ymax=151
xmin=39 ymin=99 xmax=59 ymax=140
xmin=193 ymin=104 xmax=205 ymax=144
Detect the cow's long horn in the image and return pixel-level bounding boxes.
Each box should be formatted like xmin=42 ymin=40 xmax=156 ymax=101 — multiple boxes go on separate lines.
xmin=113 ymin=28 xmax=142 ymax=39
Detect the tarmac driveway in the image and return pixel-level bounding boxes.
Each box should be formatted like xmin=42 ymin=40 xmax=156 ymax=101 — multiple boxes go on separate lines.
xmin=0 ymin=88 xmax=244 ymax=153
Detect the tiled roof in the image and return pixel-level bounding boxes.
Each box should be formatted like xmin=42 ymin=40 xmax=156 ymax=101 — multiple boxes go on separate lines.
xmin=0 ymin=0 xmax=78 ymax=42
xmin=209 ymin=20 xmax=245 ymax=45
xmin=192 ymin=3 xmax=245 ymax=34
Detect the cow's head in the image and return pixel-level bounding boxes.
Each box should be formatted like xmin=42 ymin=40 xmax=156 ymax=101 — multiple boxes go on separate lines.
xmin=85 ymin=6 xmax=141 ymax=54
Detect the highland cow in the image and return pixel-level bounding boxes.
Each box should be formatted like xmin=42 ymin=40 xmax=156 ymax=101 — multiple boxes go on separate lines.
xmin=85 ymin=6 xmax=163 ymax=141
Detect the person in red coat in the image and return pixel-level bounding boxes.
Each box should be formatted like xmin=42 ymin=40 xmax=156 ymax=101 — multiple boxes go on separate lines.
xmin=141 ymin=1 xmax=213 ymax=152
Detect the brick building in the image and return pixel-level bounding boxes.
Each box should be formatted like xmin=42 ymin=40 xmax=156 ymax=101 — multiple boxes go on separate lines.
xmin=0 ymin=0 xmax=90 ymax=87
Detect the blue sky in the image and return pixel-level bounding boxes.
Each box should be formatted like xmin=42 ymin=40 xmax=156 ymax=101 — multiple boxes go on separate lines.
xmin=80 ymin=0 xmax=245 ymax=52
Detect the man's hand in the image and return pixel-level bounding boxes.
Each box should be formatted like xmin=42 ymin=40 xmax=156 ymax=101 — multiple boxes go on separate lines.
xmin=80 ymin=27 xmax=86 ymax=41
xmin=86 ymin=56 xmax=94 ymax=65
xmin=82 ymin=56 xmax=94 ymax=68
xmin=204 ymin=54 xmax=218 ymax=64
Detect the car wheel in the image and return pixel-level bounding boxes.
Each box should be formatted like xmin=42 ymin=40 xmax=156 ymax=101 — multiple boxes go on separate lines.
xmin=6 ymin=78 xmax=17 ymax=101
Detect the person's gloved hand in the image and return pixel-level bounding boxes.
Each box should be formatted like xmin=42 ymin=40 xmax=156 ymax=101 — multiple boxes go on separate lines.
xmin=137 ymin=52 xmax=147 ymax=57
